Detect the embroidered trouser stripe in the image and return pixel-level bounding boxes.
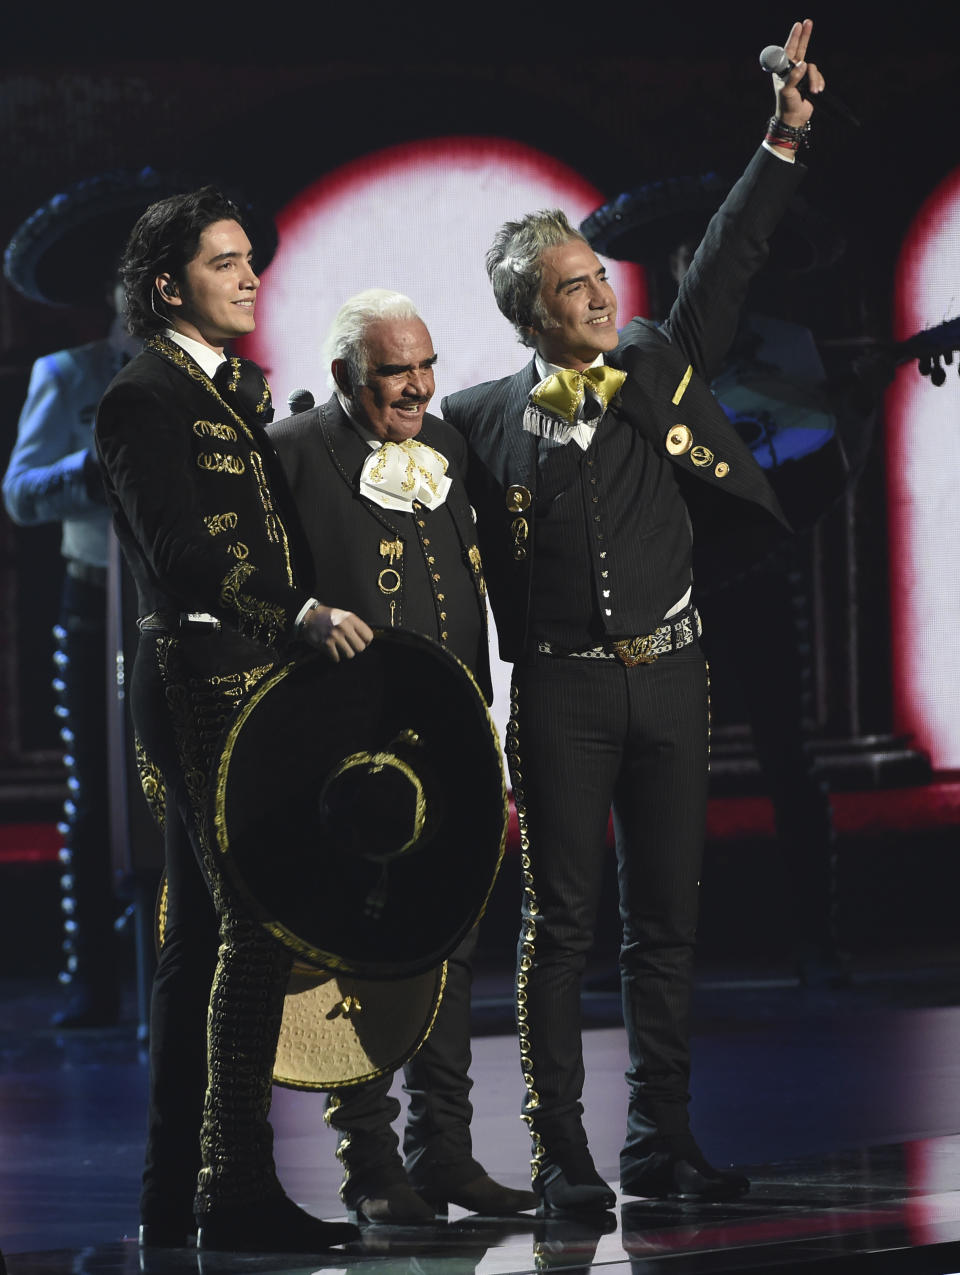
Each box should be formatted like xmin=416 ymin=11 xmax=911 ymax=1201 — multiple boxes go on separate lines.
xmin=196 ymin=911 xmax=293 ymax=1211
xmin=507 ymin=648 xmax=709 ymax=1180
xmin=141 ymin=636 xmax=292 ymax=1215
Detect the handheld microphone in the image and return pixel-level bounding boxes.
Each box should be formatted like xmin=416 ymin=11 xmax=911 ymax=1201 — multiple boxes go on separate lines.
xmin=759 ymin=44 xmax=860 ymax=128
xmin=287 ymin=388 xmax=315 ymax=414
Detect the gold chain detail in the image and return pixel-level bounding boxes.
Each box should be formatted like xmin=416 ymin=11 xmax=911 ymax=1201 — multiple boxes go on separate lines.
xmin=506 ymin=679 xmax=545 ymax=1184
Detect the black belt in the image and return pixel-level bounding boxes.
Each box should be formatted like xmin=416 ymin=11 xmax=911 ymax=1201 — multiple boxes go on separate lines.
xmin=137 ymin=610 xmax=222 ymax=634
xmin=537 ymin=605 xmax=702 ymax=667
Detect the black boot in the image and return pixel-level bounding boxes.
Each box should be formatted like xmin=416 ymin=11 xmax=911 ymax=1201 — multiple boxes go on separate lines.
xmin=620 ymin=1133 xmax=749 ymax=1201
xmin=535 ymin=1149 xmax=616 ymax=1216
xmin=197 ymin=1195 xmax=359 ymax=1252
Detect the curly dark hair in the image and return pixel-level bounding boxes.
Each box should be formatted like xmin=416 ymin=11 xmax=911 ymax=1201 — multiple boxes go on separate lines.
xmin=120 ymin=186 xmax=248 ymax=337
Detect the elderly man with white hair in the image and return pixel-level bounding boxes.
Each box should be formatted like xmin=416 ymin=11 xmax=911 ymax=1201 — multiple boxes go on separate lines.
xmin=268 ymin=288 xmax=536 ymax=1225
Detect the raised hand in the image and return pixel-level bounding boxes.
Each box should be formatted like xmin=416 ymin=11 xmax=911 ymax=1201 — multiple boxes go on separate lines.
xmin=775 ymin=19 xmax=825 ymax=128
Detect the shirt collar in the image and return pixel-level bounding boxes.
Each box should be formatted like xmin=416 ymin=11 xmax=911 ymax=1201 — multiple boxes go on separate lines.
xmin=165 ymin=328 xmax=226 ymax=380
xmin=534 ymin=351 xmax=606 ymax=382
xmin=336 ymin=390 xmax=386 ymax=450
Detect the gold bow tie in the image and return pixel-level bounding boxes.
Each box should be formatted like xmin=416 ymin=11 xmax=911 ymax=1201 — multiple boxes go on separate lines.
xmin=530 ymin=365 xmax=626 ymax=425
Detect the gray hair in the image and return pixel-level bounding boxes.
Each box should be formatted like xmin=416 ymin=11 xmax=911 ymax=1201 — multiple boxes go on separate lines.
xmin=324 ymin=288 xmax=421 ymax=391
xmin=486 ymin=210 xmax=588 ymax=347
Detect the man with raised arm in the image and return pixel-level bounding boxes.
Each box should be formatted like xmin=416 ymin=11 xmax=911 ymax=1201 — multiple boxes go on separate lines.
xmin=441 ymin=21 xmax=824 ymax=1215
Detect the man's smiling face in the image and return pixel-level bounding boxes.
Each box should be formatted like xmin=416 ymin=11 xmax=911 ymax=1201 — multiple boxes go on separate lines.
xmin=160 ymin=218 xmax=259 ymax=352
xmin=348 ymin=317 xmax=438 ymax=442
xmin=532 ymin=238 xmax=619 ymax=370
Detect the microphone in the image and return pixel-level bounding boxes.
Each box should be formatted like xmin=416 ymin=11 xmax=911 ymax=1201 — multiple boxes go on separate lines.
xmin=287 ymin=387 xmax=315 ymax=414
xmin=758 ymin=44 xmax=860 ymax=128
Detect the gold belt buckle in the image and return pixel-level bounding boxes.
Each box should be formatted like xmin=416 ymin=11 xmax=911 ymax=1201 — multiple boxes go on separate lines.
xmin=612 ymin=634 xmax=658 ymax=667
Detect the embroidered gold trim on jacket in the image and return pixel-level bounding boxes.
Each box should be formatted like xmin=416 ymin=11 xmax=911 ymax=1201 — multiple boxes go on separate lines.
xmin=194 ymin=420 xmax=238 ymax=441
xmin=248 ymin=451 xmax=280 ymax=545
xmin=198 ymin=452 xmax=245 ymax=475
xmin=219 ymin=561 xmax=288 ymax=647
xmin=204 ymin=512 xmax=239 ymax=536
xmin=148 ymin=336 xmax=295 ymax=585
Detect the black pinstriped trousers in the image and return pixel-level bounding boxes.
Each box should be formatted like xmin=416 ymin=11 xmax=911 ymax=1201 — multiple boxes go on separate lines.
xmin=507 ymin=644 xmax=709 ymax=1182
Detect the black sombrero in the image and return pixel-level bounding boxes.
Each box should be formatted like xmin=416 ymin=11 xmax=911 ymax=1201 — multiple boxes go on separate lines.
xmin=4 ymin=167 xmax=278 ymax=307
xmin=581 ymin=172 xmax=845 ymax=275
xmin=210 ymin=630 xmax=507 ymax=980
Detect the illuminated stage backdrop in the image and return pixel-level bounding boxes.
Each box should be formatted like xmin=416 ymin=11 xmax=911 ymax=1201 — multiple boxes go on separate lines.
xmin=245 ymin=136 xmax=645 ymax=404
xmin=243 ymin=136 xmax=646 ymax=739
xmin=888 ymin=165 xmax=960 ymax=769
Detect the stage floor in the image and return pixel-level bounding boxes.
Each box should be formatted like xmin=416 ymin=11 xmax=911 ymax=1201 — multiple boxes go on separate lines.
xmin=5 ymin=955 xmax=960 ymax=1273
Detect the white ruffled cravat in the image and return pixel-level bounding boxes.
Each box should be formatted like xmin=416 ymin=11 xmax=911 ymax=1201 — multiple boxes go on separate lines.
xmin=358 ymin=439 xmax=452 ymax=512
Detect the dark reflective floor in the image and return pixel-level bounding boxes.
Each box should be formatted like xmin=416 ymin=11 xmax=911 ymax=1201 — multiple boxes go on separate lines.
xmin=6 ymin=954 xmax=960 ymax=1274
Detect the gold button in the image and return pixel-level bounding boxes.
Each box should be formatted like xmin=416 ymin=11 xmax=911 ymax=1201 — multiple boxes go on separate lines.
xmin=506 ymin=484 xmax=532 ymax=512
xmin=691 ymin=445 xmax=714 ymax=467
xmin=440 ymin=612 xmax=447 ymax=620
xmin=437 ymin=593 xmax=445 ymax=601
xmin=715 ymin=461 xmax=729 ymax=478
xmin=666 ymin=424 xmax=693 ymax=455
xmin=423 ymin=537 xmax=430 ymax=546
xmin=427 ymin=556 xmax=435 ymax=564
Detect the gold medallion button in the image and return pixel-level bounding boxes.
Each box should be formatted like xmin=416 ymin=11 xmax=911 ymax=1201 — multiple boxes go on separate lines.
xmin=506 ymin=484 xmax=532 ymax=513
xmin=666 ymin=424 xmax=693 ymax=456
xmin=715 ymin=461 xmax=730 ymax=478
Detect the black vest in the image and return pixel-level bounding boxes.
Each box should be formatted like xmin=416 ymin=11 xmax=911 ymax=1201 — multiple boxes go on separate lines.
xmin=530 ymin=408 xmax=693 ymax=646
xmin=359 ymin=498 xmax=485 ymax=678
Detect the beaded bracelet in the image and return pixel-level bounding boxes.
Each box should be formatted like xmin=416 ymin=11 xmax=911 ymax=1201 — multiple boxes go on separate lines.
xmin=765 ymin=115 xmax=812 ymax=152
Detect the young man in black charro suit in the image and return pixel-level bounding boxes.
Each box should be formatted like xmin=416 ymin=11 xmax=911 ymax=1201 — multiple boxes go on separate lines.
xmin=96 ymin=189 xmax=368 ymax=1253
xmin=441 ymin=20 xmax=825 ymax=1216
xmin=269 ymin=289 xmax=537 ymax=1224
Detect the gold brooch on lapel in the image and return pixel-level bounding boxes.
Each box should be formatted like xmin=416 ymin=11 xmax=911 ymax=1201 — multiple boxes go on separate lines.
xmin=378 ymin=539 xmax=403 ymax=595
xmin=691 ymin=446 xmax=714 ymax=468
xmin=467 ymin=545 xmax=486 ymax=595
xmin=671 ymin=364 xmax=693 ymax=406
xmin=511 ymin=517 xmax=529 ymax=561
